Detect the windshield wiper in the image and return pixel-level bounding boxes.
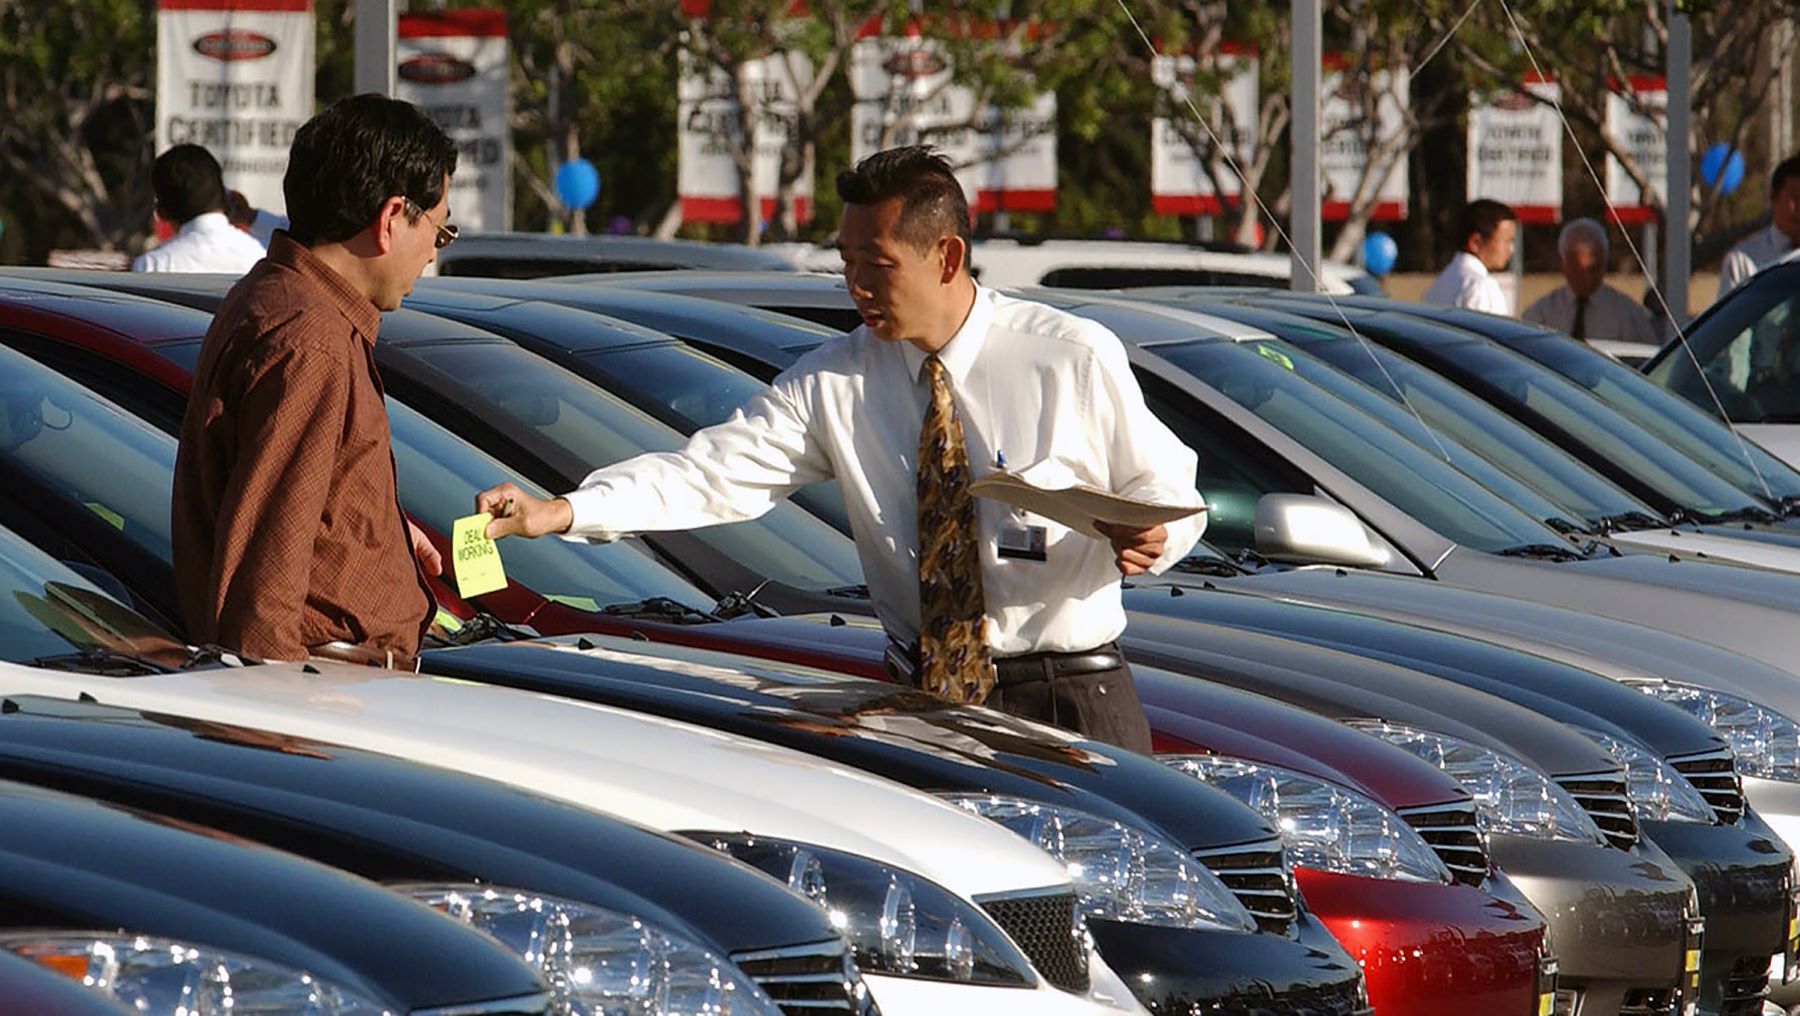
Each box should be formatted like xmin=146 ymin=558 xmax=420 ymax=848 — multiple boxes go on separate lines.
xmin=1594 ymin=510 xmax=1669 ymax=533
xmin=1169 ymin=555 xmax=1247 ymax=577
xmin=825 ymin=584 xmax=871 ymax=599
xmin=25 ymin=648 xmax=172 ymax=676
xmin=1694 ymin=505 xmax=1781 ymax=525
xmin=1496 ymin=542 xmax=1588 ymax=562
xmin=600 ymin=596 xmax=719 ymax=624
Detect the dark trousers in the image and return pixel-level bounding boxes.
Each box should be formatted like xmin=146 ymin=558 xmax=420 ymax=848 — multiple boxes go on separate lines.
xmin=888 ymin=639 xmax=1155 ymax=754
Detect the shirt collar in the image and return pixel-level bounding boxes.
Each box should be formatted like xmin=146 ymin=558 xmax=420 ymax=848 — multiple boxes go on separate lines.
xmin=266 ymin=232 xmax=382 ymax=345
xmin=900 ymin=284 xmax=993 ymax=386
xmin=1450 ymin=251 xmax=1490 ymax=278
xmin=177 ymin=211 xmax=234 ymax=237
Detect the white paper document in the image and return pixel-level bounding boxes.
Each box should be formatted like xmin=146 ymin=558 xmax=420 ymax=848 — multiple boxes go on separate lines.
xmin=969 ymin=469 xmax=1207 ymax=533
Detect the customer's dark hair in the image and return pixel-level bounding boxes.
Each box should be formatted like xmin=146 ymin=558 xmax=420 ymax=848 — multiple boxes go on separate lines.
xmin=1771 ymin=153 xmax=1800 ymax=195
xmin=151 ymin=144 xmax=227 ymax=225
xmin=836 ymin=145 xmax=970 ymax=266
xmin=283 ymin=94 xmax=457 ymax=245
xmin=1461 ymin=198 xmax=1517 ymax=245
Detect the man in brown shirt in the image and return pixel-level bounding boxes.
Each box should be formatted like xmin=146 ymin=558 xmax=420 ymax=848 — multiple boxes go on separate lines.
xmin=172 ymin=94 xmax=458 ymax=668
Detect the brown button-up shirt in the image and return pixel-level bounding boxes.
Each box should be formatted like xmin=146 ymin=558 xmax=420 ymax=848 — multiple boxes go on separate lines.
xmin=172 ymin=233 xmax=434 ymax=663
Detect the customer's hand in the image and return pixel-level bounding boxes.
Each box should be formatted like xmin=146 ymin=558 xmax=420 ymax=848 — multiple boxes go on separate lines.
xmin=406 ymin=519 xmax=443 ymax=576
xmin=476 ymin=483 xmax=573 ymax=539
xmin=1094 ymin=521 xmax=1167 ymax=576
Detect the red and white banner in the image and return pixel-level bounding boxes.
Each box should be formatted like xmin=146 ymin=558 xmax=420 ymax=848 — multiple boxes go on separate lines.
xmin=156 ymin=0 xmax=315 ymax=218
xmin=1321 ymin=56 xmax=1409 ymax=221
xmin=1150 ymin=47 xmax=1259 ymax=217
xmin=1604 ymin=76 xmax=1667 ymax=224
xmin=397 ymin=10 xmax=511 ymax=232
xmin=677 ymin=51 xmax=813 ymax=224
xmin=1467 ymin=75 xmax=1561 ymax=224
xmin=849 ymin=33 xmax=1057 ymax=213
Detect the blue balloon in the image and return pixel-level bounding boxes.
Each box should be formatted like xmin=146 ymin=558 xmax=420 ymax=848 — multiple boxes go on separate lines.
xmin=1701 ymin=142 xmax=1731 ymax=187
xmin=554 ymin=158 xmax=601 ymax=211
xmin=1362 ymin=231 xmax=1398 ymax=275
xmin=1720 ymin=150 xmax=1746 ymax=195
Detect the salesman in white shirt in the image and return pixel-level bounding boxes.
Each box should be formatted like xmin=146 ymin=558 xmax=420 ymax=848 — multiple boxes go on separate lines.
xmin=1717 ymin=153 xmax=1800 ymax=300
xmin=475 ymin=146 xmax=1205 ymax=752
xmin=1422 ymin=198 xmax=1517 ymax=315
xmin=131 ymin=145 xmax=268 ymax=275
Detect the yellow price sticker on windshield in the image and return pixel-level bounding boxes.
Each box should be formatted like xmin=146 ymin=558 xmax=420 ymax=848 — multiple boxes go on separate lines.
xmin=451 ymin=513 xmax=507 ymax=599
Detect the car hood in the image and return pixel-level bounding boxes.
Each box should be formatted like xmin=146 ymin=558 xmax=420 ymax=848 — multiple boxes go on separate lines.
xmin=0 ymin=660 xmax=1072 ymax=902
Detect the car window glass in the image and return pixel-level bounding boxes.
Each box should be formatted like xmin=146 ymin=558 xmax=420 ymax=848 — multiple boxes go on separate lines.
xmin=1509 ymin=331 xmax=1800 ymax=501
xmin=583 ymin=344 xmax=766 ymax=432
xmin=395 ymin=344 xmax=864 ymax=591
xmin=0 ymin=527 xmax=181 ymax=662
xmin=1648 ymin=266 xmax=1800 ymax=424
xmin=384 ymin=399 xmax=714 ymax=610
xmin=0 ymin=345 xmax=175 ymax=562
xmin=1150 ymin=341 xmax=1571 ymax=553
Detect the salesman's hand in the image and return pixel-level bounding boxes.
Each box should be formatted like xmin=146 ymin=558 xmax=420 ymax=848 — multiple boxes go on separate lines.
xmin=406 ymin=519 xmax=443 ymax=576
xmin=476 ymin=482 xmax=573 ymax=540
xmin=1094 ymin=521 xmax=1167 ymax=576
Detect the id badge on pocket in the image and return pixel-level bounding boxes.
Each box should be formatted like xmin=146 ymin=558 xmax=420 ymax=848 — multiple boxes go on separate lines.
xmin=997 ymin=523 xmax=1048 ymax=561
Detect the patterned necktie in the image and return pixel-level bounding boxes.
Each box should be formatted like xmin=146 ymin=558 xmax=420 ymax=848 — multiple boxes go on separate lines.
xmin=915 ymin=355 xmax=995 ymax=704
xmin=1572 ymin=293 xmax=1589 ymax=340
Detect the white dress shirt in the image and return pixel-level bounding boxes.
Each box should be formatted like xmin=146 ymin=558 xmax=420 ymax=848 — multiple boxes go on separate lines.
xmin=561 ymin=286 xmax=1206 ymax=656
xmin=1521 ymin=283 xmax=1659 ymax=345
xmin=1718 ymin=225 xmax=1797 ymax=299
xmin=1422 ymin=251 xmax=1511 ymax=315
xmin=131 ymin=212 xmax=267 ymax=274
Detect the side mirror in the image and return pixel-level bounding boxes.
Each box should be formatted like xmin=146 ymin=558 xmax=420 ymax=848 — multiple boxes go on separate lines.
xmin=1254 ymin=493 xmax=1391 ymax=568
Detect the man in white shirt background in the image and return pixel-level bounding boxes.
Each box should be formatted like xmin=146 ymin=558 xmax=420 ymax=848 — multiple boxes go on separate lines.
xmin=131 ymin=145 xmax=268 ymax=275
xmin=1717 ymin=153 xmax=1800 ymax=300
xmin=1422 ymin=198 xmax=1517 ymax=315
xmin=474 ymin=145 xmax=1205 ymax=752
xmin=1522 ymin=217 xmax=1659 ymax=346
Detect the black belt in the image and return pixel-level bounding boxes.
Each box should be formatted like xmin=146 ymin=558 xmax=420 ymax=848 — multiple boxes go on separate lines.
xmin=885 ymin=639 xmax=1124 ymax=687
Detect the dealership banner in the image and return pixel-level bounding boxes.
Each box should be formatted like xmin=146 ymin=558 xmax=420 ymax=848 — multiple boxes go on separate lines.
xmin=397 ymin=10 xmax=510 ymax=232
xmin=156 ymin=0 xmax=315 ymax=217
xmin=849 ymin=33 xmax=1057 ymax=213
xmin=1467 ymin=75 xmax=1561 ymax=223
xmin=677 ymin=51 xmax=813 ymax=224
xmin=1150 ymin=47 xmax=1258 ymax=216
xmin=1604 ymin=76 xmax=1667 ymax=223
xmin=1321 ymin=57 xmax=1409 ymax=221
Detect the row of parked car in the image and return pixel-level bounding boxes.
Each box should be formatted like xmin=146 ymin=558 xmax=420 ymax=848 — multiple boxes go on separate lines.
xmin=0 ymin=246 xmax=1796 ymax=1016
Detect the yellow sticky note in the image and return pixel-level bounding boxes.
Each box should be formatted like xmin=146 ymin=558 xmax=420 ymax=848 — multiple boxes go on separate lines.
xmin=451 ymin=513 xmax=507 ymax=599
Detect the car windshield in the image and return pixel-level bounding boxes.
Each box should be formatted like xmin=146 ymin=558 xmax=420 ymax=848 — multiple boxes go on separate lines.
xmin=1484 ymin=327 xmax=1800 ymax=504
xmin=394 ymin=342 xmax=864 ymax=591
xmin=582 ymin=343 xmax=766 ymax=433
xmin=1648 ymin=265 xmax=1800 ymax=425
xmin=0 ymin=524 xmax=185 ymax=664
xmin=1425 ymin=340 xmax=1765 ymax=517
xmin=1256 ymin=325 xmax=1655 ymax=527
xmin=1235 ymin=338 xmax=1583 ymax=529
xmin=0 ymin=344 xmax=176 ymax=563
xmin=1148 ymin=340 xmax=1575 ymax=554
xmin=385 ymin=400 xmax=715 ymax=611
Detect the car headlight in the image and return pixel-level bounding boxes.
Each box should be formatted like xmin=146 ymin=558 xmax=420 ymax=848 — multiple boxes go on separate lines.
xmin=940 ymin=793 xmax=1258 ymax=932
xmin=1347 ymin=720 xmax=1606 ymax=844
xmin=1161 ymin=754 xmax=1454 ymax=884
xmin=0 ymin=931 xmax=391 ymax=1015
xmin=1573 ymin=728 xmax=1716 ymax=825
xmin=395 ymin=883 xmax=783 ymax=1016
xmin=1628 ymin=680 xmax=1800 ymax=783
xmin=691 ymin=833 xmax=1038 ymax=986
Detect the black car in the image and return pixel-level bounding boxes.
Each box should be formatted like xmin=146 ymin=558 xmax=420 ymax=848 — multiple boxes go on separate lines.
xmin=0 ymin=778 xmax=550 ymax=1015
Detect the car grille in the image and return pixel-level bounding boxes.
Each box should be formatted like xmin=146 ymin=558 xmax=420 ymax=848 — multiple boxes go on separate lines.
xmin=1720 ymin=954 xmax=1771 ymax=1015
xmin=1398 ymin=799 xmax=1489 ymax=887
xmin=730 ymin=938 xmax=876 ymax=1016
xmin=1555 ymin=769 xmax=1640 ymax=850
xmin=1192 ymin=980 xmax=1374 ymax=1016
xmin=1618 ymin=987 xmax=1677 ymax=1015
xmin=979 ymin=889 xmax=1089 ymax=994
xmin=1668 ymin=745 xmax=1745 ymax=824
xmin=1193 ymin=837 xmax=1297 ymax=934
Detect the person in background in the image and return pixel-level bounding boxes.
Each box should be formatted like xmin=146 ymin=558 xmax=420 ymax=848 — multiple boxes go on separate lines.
xmin=132 ymin=145 xmax=268 ymax=274
xmin=172 ymin=94 xmax=458 ymax=671
xmin=1522 ymin=218 xmax=1659 ymax=345
xmin=1717 ymin=153 xmax=1800 ymax=299
xmin=473 ymin=145 xmax=1205 ymax=752
xmin=1422 ymin=198 xmax=1517 ymax=315
xmin=225 ymin=189 xmax=289 ymax=249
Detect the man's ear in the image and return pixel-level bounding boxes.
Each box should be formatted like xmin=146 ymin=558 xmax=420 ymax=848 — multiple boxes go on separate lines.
xmin=373 ymin=196 xmax=407 ymax=255
xmin=940 ymin=234 xmax=967 ymax=285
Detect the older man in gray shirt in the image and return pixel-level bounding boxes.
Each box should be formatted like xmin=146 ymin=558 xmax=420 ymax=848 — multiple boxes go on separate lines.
xmin=1523 ymin=218 xmax=1659 ymax=346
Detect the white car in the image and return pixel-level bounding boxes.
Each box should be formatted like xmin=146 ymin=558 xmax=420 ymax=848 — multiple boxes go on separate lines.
xmin=0 ymin=658 xmax=1147 ymax=1016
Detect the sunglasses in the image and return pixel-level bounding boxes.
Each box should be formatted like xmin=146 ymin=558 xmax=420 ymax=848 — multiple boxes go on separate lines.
xmin=402 ymin=197 xmax=459 ymax=250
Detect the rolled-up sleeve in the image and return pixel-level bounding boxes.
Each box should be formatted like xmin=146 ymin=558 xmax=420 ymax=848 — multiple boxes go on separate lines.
xmin=207 ymin=334 xmax=348 ymax=660
xmin=562 ymin=376 xmax=834 ymax=542
xmin=1087 ymin=338 xmax=1206 ymax=574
